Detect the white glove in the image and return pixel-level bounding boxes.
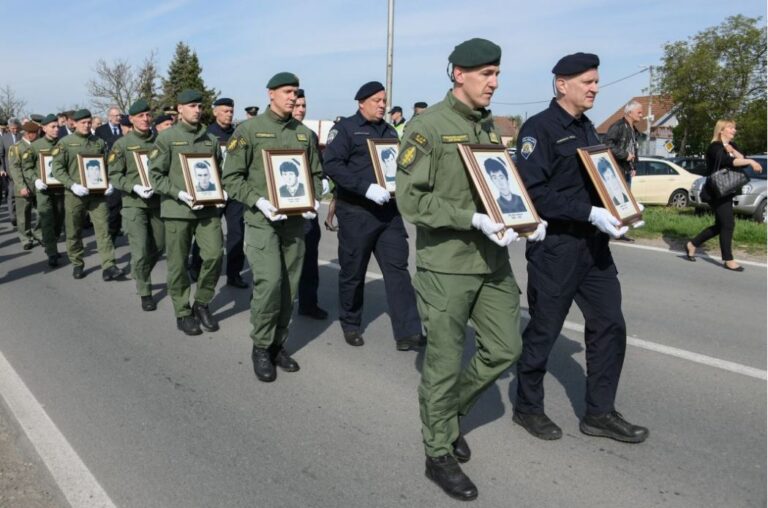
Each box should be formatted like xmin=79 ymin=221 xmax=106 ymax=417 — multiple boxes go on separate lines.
xmin=302 ymin=200 xmax=319 ymax=220
xmin=178 ymin=190 xmax=203 ymax=210
xmin=256 ymin=197 xmax=287 ymax=221
xmin=527 ymin=220 xmax=548 ymax=242
xmin=71 ymin=183 xmax=89 ymax=197
xmin=472 ymin=213 xmax=519 ymax=246
xmin=632 ymin=220 xmax=645 ymax=229
xmin=34 ymin=179 xmax=47 ymax=191
xmin=133 ymin=184 xmax=154 ymax=199
xmin=638 ymin=203 xmax=645 ymax=212
xmin=321 ymin=178 xmax=330 ymax=196
xmin=589 ymin=206 xmax=628 ymax=238
xmin=216 ymin=191 xmax=228 ymax=208
xmin=104 ymin=183 xmax=115 ymax=196
xmin=365 ymin=183 xmax=390 ymax=205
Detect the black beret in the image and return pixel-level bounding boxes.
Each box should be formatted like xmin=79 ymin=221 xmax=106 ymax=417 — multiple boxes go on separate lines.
xmin=128 ymin=99 xmax=150 ymax=116
xmin=267 ymin=72 xmax=300 ymax=90
xmin=30 ymin=114 xmax=44 ymax=123
xmin=355 ymin=81 xmax=385 ymax=101
xmin=296 ymin=89 xmax=305 ymax=99
xmin=414 ymin=102 xmax=428 ymax=109
xmin=119 ymin=114 xmax=132 ymax=127
xmin=449 ymin=38 xmax=501 ymax=67
xmin=163 ymin=105 xmax=178 ymax=114
xmin=551 ymin=52 xmax=600 ymax=75
xmin=72 ymin=109 xmax=92 ymax=121
xmin=388 ymin=106 xmax=402 ymax=114
xmin=153 ymin=114 xmax=173 ymax=126
xmin=244 ymin=106 xmax=259 ymax=115
xmin=41 ymin=114 xmax=58 ymax=126
xmin=213 ymin=97 xmax=234 ymax=107
xmin=177 ymin=89 xmax=203 ymax=104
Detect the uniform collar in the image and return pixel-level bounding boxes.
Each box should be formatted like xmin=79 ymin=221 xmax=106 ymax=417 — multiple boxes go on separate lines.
xmin=131 ymin=129 xmax=153 ymax=141
xmin=74 ymin=131 xmax=91 ymax=139
xmin=354 ymin=110 xmax=383 ymax=127
xmin=267 ymin=107 xmax=293 ymax=125
xmin=551 ymin=98 xmax=592 ymax=129
xmin=446 ymin=91 xmax=490 ymax=122
xmin=178 ymin=120 xmax=204 ymax=134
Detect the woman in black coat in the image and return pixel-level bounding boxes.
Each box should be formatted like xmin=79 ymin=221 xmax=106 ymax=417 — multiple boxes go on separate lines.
xmin=686 ymin=119 xmax=763 ymax=271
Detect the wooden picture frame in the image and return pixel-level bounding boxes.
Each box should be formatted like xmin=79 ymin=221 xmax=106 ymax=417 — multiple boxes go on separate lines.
xmin=39 ymin=152 xmax=62 ymax=188
xmin=458 ymin=144 xmax=541 ymax=235
xmin=576 ymin=145 xmax=643 ymax=226
xmin=77 ymin=154 xmax=108 ymax=193
xmin=366 ymin=139 xmax=398 ymax=194
xmin=131 ymin=150 xmax=151 ymax=187
xmin=262 ymin=148 xmax=315 ymax=215
xmin=178 ymin=153 xmax=225 ymax=206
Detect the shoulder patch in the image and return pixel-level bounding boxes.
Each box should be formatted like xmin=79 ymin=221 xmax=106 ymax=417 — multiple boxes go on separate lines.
xmin=22 ymin=151 xmax=30 ymax=160
xmin=325 ymin=129 xmax=338 ymax=145
xmin=227 ymin=137 xmax=239 ymax=152
xmin=441 ymin=134 xmax=469 ymax=144
xmin=489 ymin=132 xmax=500 ymax=144
xmin=397 ymin=145 xmax=418 ymax=169
xmin=296 ymin=133 xmax=308 ymax=142
xmin=51 ymin=146 xmax=61 ymax=156
xmin=107 ymin=152 xmax=117 ymax=164
xmin=148 ymin=148 xmax=160 ymax=160
xmin=520 ymin=136 xmax=537 ymax=160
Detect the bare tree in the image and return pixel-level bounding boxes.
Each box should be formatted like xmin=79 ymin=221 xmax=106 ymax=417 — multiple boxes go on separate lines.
xmin=0 ymin=84 xmax=27 ymax=119
xmin=86 ymin=59 xmax=139 ymax=113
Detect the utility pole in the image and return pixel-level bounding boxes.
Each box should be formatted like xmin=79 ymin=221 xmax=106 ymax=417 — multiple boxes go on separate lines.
xmin=645 ymin=65 xmax=653 ymax=156
xmin=385 ymin=0 xmax=395 ymax=122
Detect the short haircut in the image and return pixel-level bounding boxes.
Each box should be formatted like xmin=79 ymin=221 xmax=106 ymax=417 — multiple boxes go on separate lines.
xmin=483 ymin=157 xmax=508 ymax=179
xmin=381 ymin=147 xmax=397 ymax=161
xmin=624 ymin=100 xmax=642 ymax=114
xmin=597 ymin=157 xmax=614 ymax=177
xmin=86 ymin=160 xmax=100 ymax=169
xmin=279 ymin=160 xmax=299 ymax=176
xmin=194 ymin=161 xmax=211 ymax=173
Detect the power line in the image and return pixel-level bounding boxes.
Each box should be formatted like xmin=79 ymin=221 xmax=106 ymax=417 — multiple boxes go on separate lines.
xmin=492 ymin=67 xmax=651 ymax=106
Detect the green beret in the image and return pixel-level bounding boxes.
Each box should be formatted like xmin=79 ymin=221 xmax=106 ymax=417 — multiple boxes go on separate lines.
xmin=72 ymin=109 xmax=92 ymax=121
xmin=128 ymin=99 xmax=151 ymax=116
xmin=177 ymin=89 xmax=203 ymax=105
xmin=41 ymin=114 xmax=58 ymax=126
xmin=266 ymin=72 xmax=299 ymax=90
xmin=449 ymin=38 xmax=502 ymax=68
xmin=30 ymin=114 xmax=44 ymax=123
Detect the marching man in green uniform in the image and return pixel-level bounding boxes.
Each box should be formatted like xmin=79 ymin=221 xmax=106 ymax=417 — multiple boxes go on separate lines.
xmin=108 ymin=99 xmax=165 ymax=311
xmin=21 ymin=114 xmax=65 ymax=266
xmin=149 ymin=89 xmax=224 ymax=336
xmin=396 ymin=39 xmax=546 ymax=501
xmin=51 ymin=109 xmax=124 ymax=280
xmin=7 ymin=121 xmax=43 ymax=250
xmin=222 ymin=72 xmax=323 ymax=383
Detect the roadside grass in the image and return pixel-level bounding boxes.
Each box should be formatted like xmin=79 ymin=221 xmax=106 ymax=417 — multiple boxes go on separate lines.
xmin=631 ymin=205 xmax=766 ymax=255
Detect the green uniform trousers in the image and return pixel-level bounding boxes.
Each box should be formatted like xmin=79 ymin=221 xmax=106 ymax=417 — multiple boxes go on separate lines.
xmin=14 ymin=195 xmax=41 ymax=244
xmin=413 ymin=264 xmax=522 ymax=458
xmin=164 ymin=217 xmax=222 ymax=317
xmin=244 ymin=217 xmax=305 ymax=349
xmin=122 ymin=206 xmax=165 ymax=297
xmin=64 ymin=193 xmax=116 ymax=269
xmin=36 ymin=192 xmax=65 ymax=256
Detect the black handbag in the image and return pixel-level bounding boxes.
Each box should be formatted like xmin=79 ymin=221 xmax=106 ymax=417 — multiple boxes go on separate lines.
xmin=708 ymin=149 xmax=749 ymax=198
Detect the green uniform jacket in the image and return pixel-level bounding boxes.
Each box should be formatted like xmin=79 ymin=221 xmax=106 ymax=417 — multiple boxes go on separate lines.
xmin=221 ymin=108 xmax=323 ymax=224
xmin=108 ymin=129 xmax=160 ymax=209
xmin=50 ymin=132 xmax=107 ymax=192
xmin=395 ymin=91 xmax=508 ymax=275
xmin=148 ymin=121 xmax=221 ymax=220
xmin=22 ymin=137 xmax=63 ymax=195
xmin=7 ymin=140 xmax=34 ymax=196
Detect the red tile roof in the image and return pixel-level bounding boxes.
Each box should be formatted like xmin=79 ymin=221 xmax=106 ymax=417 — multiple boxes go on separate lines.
xmin=596 ymin=95 xmax=675 ymax=134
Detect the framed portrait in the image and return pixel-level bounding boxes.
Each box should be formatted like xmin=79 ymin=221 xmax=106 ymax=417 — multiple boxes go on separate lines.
xmin=458 ymin=144 xmax=541 ymax=235
xmin=77 ymin=154 xmax=108 ymax=193
xmin=178 ymin=153 xmax=225 ymax=206
xmin=576 ymin=145 xmax=643 ymax=225
xmin=131 ymin=150 xmax=151 ymax=187
xmin=39 ymin=152 xmax=62 ymax=188
xmin=262 ymin=149 xmax=315 ymax=215
xmin=366 ymin=139 xmax=398 ymax=194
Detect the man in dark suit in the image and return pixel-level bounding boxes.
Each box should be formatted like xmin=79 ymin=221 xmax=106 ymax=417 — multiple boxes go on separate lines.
xmin=57 ymin=111 xmax=74 ymax=139
xmin=1 ymin=118 xmax=23 ymax=220
xmin=95 ymin=106 xmax=124 ymax=238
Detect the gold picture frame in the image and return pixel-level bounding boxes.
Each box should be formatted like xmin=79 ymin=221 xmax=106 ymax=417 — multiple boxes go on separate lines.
xmin=39 ymin=152 xmax=62 ymax=188
xmin=178 ymin=153 xmax=225 ymax=206
xmin=131 ymin=150 xmax=151 ymax=187
xmin=77 ymin=154 xmax=108 ymax=193
xmin=262 ymin=149 xmax=315 ymax=215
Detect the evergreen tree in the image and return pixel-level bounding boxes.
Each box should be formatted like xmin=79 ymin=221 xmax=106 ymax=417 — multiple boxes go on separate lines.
xmin=161 ymin=42 xmax=218 ymax=124
xmin=137 ymin=50 xmax=161 ymax=113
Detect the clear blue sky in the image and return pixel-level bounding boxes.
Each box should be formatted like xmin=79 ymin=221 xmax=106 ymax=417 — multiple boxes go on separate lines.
xmin=3 ymin=0 xmax=765 ymax=124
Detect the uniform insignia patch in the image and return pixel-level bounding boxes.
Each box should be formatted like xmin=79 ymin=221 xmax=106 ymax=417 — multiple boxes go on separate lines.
xmin=68 ymin=143 xmax=81 ymax=147
xmin=108 ymin=152 xmax=117 ymax=164
xmin=441 ymin=134 xmax=469 ymax=143
xmin=398 ymin=145 xmax=417 ymax=168
xmin=171 ymin=141 xmax=188 ymax=146
xmin=489 ymin=132 xmax=500 ymax=144
xmin=296 ymin=133 xmax=308 ymax=142
xmin=203 ymin=140 xmax=213 ymax=146
xmin=254 ymin=132 xmax=276 ymax=138
xmin=127 ymin=145 xmax=141 ymax=150
xmin=22 ymin=151 xmax=30 ymax=160
xmin=411 ymin=132 xmax=429 ymax=147
xmin=227 ymin=137 xmax=239 ymax=151
xmin=326 ymin=129 xmax=338 ymax=145
xmin=51 ymin=147 xmax=60 ymax=156
xmin=520 ymin=136 xmax=537 ymax=160
xmin=556 ymin=135 xmax=576 ymax=144
xmin=238 ymin=137 xmax=247 ymax=148
xmin=148 ymin=148 xmax=159 ymax=160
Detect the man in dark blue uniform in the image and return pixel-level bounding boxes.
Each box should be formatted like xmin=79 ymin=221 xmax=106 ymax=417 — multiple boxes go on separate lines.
xmin=293 ymin=88 xmax=329 ymax=320
xmin=513 ymin=53 xmax=648 ymax=444
xmin=189 ymin=97 xmax=248 ymax=288
xmin=323 ymin=81 xmax=423 ymax=351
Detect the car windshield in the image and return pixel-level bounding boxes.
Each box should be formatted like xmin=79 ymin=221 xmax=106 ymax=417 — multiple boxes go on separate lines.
xmin=744 ymin=157 xmax=766 ymax=180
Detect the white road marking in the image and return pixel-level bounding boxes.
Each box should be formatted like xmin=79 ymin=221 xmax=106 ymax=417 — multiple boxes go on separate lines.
xmin=609 ymin=240 xmax=767 ymax=268
xmin=319 ymin=259 xmax=766 ymax=380
xmin=0 ymin=352 xmax=117 ymax=508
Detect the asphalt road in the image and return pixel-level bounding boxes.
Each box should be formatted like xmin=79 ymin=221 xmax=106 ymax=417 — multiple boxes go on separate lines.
xmin=0 ymin=205 xmax=765 ymax=508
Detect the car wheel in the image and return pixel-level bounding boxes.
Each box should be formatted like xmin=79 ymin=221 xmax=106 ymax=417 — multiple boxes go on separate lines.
xmin=753 ymin=200 xmax=766 ymax=223
xmin=668 ymin=189 xmax=689 ymax=209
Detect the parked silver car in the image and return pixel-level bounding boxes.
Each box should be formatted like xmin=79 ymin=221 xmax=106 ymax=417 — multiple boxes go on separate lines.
xmin=689 ymin=155 xmax=767 ymax=223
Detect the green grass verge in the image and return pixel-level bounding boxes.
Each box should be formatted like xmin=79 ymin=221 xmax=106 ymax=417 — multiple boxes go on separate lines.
xmin=631 ymin=206 xmax=766 ymax=255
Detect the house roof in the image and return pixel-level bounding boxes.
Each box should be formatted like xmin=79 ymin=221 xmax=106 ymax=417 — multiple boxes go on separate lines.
xmin=493 ymin=116 xmax=519 ymax=136
xmin=596 ymin=95 xmax=675 ymax=134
